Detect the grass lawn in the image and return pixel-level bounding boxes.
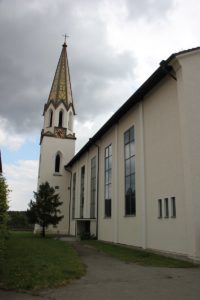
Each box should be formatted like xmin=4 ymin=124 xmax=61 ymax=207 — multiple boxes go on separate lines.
xmin=82 ymin=240 xmax=198 ymax=268
xmin=0 ymin=231 xmax=85 ymax=290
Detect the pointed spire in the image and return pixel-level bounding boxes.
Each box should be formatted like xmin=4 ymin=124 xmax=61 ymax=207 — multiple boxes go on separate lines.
xmin=48 ymin=40 xmax=73 ymax=106
xmin=0 ymin=150 xmax=2 ymax=174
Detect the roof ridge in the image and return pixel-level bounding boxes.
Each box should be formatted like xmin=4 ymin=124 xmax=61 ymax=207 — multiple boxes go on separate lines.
xmin=65 ymin=46 xmax=200 ymax=168
xmin=173 ymin=46 xmax=200 ymax=57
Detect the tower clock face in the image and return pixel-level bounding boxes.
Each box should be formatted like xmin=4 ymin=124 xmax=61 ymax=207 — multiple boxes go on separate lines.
xmin=55 ymin=128 xmax=65 ymax=138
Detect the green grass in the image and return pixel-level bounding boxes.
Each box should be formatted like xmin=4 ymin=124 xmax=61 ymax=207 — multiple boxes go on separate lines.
xmin=82 ymin=240 xmax=198 ymax=268
xmin=0 ymin=231 xmax=85 ymax=290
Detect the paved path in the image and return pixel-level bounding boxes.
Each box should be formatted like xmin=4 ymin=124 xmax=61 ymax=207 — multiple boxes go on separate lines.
xmin=0 ymin=242 xmax=200 ymax=300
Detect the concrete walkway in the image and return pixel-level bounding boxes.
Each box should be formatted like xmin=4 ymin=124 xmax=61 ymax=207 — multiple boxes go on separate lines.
xmin=1 ymin=242 xmax=200 ymax=300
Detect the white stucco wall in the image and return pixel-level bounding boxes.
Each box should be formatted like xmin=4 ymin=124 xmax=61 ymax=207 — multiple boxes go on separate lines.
xmin=38 ymin=135 xmax=75 ymax=235
xmin=68 ymin=50 xmax=200 ymax=260
xmin=176 ymin=51 xmax=200 ymax=260
xmin=143 ymin=76 xmax=187 ymax=255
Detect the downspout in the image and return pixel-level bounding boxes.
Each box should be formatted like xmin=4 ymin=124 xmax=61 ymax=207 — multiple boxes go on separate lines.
xmin=91 ymin=140 xmax=100 ymax=240
xmin=65 ymin=167 xmax=72 ymax=236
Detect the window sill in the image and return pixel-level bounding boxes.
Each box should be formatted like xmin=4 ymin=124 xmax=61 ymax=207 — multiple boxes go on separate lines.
xmin=53 ymin=173 xmax=62 ymax=176
xmin=104 ymin=216 xmax=111 ymax=219
xmin=124 ymin=214 xmax=136 ymax=217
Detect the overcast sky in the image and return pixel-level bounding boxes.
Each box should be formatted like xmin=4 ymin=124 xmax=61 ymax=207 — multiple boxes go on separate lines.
xmin=0 ymin=0 xmax=200 ymax=210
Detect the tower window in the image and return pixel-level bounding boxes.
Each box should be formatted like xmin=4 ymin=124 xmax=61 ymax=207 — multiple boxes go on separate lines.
xmin=55 ymin=153 xmax=61 ymax=173
xmin=49 ymin=110 xmax=53 ymax=127
xmin=68 ymin=111 xmax=73 ymax=131
xmin=58 ymin=110 xmax=63 ymax=127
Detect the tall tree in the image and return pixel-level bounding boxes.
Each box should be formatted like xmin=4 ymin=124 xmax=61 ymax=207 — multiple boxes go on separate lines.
xmin=0 ymin=174 xmax=9 ymax=233
xmin=27 ymin=182 xmax=63 ymax=237
xmin=0 ymin=173 xmax=9 ymax=270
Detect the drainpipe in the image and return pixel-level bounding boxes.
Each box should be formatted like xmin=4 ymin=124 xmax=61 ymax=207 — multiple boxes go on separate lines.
xmin=90 ymin=139 xmax=99 ymax=239
xmin=65 ymin=167 xmax=72 ymax=236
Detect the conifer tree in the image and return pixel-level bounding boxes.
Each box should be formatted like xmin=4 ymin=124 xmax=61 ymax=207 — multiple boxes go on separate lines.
xmin=27 ymin=182 xmax=63 ymax=237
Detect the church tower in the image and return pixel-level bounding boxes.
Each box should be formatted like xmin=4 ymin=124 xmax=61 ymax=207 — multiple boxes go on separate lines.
xmin=37 ymin=40 xmax=76 ymax=235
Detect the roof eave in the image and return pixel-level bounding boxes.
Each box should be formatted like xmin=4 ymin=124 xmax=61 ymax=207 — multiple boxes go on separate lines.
xmin=65 ymin=47 xmax=200 ymax=169
xmin=65 ymin=63 xmax=170 ymax=168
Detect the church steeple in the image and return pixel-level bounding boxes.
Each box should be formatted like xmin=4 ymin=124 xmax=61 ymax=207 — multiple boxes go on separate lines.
xmin=37 ymin=39 xmax=76 ymax=236
xmin=48 ymin=40 xmax=74 ymax=110
xmin=41 ymin=40 xmax=76 ymax=144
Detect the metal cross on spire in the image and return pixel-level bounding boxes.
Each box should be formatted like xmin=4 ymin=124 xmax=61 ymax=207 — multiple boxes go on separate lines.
xmin=63 ymin=34 xmax=69 ymax=44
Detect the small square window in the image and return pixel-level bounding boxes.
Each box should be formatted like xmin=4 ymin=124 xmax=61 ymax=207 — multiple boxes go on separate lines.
xmin=158 ymin=199 xmax=162 ymax=218
xmin=171 ymin=197 xmax=176 ymax=218
xmin=164 ymin=198 xmax=169 ymax=218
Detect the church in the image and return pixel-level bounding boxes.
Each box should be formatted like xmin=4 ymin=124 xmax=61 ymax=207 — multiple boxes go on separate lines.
xmin=37 ymin=41 xmax=200 ymax=262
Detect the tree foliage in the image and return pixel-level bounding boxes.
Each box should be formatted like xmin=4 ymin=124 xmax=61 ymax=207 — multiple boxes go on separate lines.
xmin=0 ymin=174 xmax=10 ymax=271
xmin=8 ymin=211 xmax=33 ymax=230
xmin=27 ymin=182 xmax=63 ymax=237
xmin=0 ymin=174 xmax=9 ymax=227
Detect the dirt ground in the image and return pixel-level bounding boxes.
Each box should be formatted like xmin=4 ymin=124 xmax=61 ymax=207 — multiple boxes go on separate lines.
xmin=1 ymin=242 xmax=200 ymax=300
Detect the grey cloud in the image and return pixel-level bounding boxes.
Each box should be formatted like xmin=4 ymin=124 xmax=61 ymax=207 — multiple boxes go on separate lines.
xmin=72 ymin=50 xmax=136 ymax=121
xmin=125 ymin=0 xmax=174 ymax=20
xmin=0 ymin=0 xmax=142 ymax=134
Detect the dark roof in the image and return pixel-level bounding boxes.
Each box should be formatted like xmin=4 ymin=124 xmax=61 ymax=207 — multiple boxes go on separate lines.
xmin=65 ymin=47 xmax=200 ymax=168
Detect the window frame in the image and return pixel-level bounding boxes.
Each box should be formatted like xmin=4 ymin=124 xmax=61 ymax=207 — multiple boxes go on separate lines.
xmin=55 ymin=153 xmax=61 ymax=173
xmin=171 ymin=196 xmax=176 ymax=218
xmin=80 ymin=165 xmax=85 ymax=218
xmin=58 ymin=110 xmax=63 ymax=127
xmin=49 ymin=109 xmax=53 ymax=127
xmin=158 ymin=199 xmax=162 ymax=218
xmin=164 ymin=198 xmax=169 ymax=218
xmin=90 ymin=156 xmax=96 ymax=219
xmin=124 ymin=126 xmax=136 ymax=216
xmin=72 ymin=173 xmax=76 ymax=219
xmin=104 ymin=144 xmax=112 ymax=218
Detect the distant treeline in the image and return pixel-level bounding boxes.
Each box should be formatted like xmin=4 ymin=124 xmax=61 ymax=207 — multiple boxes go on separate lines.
xmin=8 ymin=211 xmax=34 ymax=231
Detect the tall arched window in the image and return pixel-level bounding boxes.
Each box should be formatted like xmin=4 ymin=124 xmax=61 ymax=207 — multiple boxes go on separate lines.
xmin=55 ymin=153 xmax=61 ymax=173
xmin=49 ymin=110 xmax=53 ymax=127
xmin=68 ymin=111 xmax=73 ymax=131
xmin=58 ymin=110 xmax=63 ymax=127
